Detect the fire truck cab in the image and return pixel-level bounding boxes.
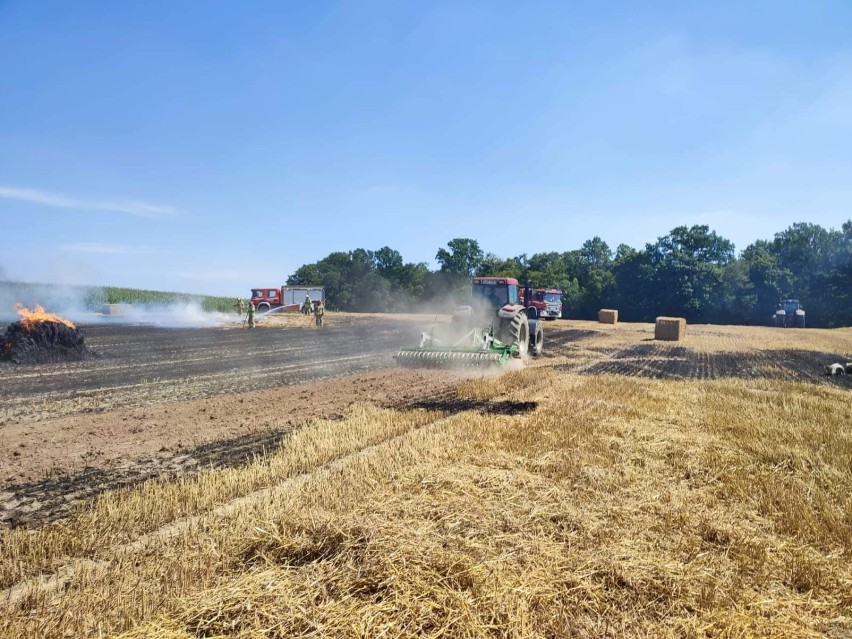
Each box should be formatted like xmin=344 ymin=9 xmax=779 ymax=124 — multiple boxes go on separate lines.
xmin=536 ymin=289 xmax=563 ymax=320
xmin=519 ymin=288 xmax=562 ymax=320
xmin=250 ymin=286 xmax=325 ymax=313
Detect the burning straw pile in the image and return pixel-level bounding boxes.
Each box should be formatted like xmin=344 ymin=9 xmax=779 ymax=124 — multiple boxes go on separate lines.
xmin=1 ymin=305 xmax=93 ymax=364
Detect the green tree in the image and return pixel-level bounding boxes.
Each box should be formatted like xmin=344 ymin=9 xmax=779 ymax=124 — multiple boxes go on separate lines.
xmin=737 ymin=240 xmax=792 ymax=324
xmin=770 ymin=222 xmax=842 ymax=325
xmin=373 ymin=246 xmax=403 ymax=276
xmin=645 ymin=225 xmax=735 ymax=321
xmin=574 ymin=238 xmax=616 ymax=318
xmin=612 ymin=246 xmax=654 ymax=322
xmin=436 ymin=238 xmax=484 ymax=277
xmin=476 ymin=253 xmax=523 ymax=279
xmin=830 ymin=220 xmax=852 ymax=326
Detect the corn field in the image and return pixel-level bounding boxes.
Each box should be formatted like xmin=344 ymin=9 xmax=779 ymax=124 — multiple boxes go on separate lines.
xmin=1 ymin=280 xmax=235 ymax=314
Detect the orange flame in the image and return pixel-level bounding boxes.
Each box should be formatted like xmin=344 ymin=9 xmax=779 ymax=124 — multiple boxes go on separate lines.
xmin=15 ymin=304 xmax=76 ymax=331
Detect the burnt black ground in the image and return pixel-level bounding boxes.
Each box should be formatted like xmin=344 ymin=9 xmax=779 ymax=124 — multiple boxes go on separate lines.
xmin=572 ymin=343 xmax=852 ymax=389
xmin=0 ymin=317 xmax=422 ymax=425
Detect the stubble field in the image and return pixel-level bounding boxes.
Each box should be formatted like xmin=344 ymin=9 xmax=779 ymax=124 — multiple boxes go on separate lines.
xmin=1 ymin=313 xmax=850 ymax=637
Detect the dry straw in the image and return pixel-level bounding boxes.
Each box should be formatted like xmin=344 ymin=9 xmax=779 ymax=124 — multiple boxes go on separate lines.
xmin=2 ymin=324 xmax=852 ymax=638
xmin=655 ymin=316 xmax=686 ymax=340
xmin=598 ymin=309 xmax=618 ymax=324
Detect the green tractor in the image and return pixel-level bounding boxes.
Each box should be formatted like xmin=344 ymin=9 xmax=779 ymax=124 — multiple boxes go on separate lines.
xmin=773 ymin=299 xmax=806 ymax=328
xmin=395 ymin=277 xmax=543 ymax=369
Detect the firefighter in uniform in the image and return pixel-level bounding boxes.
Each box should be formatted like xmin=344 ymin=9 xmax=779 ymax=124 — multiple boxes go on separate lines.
xmin=303 ymin=294 xmax=312 ymax=315
xmin=235 ymin=298 xmax=244 ymax=317
xmin=246 ymin=302 xmax=256 ymax=329
xmin=314 ymin=300 xmax=324 ymax=327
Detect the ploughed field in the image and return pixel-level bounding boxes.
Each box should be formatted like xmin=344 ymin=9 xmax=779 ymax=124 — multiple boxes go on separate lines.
xmin=1 ymin=316 xmax=850 ymax=529
xmin=1 ymin=315 xmax=851 ymax=638
xmin=0 ymin=313 xmax=462 ymax=526
xmin=0 ymin=314 xmax=422 ymax=424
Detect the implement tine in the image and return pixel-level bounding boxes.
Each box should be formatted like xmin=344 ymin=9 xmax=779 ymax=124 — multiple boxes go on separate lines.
xmin=395 ymin=344 xmax=512 ymax=370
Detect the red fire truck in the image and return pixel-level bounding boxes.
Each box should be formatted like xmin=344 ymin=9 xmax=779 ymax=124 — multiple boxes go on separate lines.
xmin=250 ymin=286 xmax=325 ymax=312
xmin=519 ymin=288 xmax=563 ymax=320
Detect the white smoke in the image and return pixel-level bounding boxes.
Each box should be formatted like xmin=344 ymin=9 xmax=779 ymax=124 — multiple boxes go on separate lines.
xmin=0 ymin=281 xmax=94 ymax=324
xmin=0 ymin=282 xmax=233 ymax=328
xmin=96 ymin=302 xmax=234 ymax=328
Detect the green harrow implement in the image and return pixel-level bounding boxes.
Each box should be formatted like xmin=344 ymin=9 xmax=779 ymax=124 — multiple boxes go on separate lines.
xmin=395 ymin=328 xmax=519 ymax=369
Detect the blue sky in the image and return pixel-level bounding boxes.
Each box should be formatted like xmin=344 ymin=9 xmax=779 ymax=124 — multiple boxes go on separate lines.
xmin=1 ymin=0 xmax=850 ymax=296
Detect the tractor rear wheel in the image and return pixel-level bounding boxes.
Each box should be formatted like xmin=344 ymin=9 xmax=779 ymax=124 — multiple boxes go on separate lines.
xmin=530 ymin=321 xmax=543 ymax=356
xmin=502 ymin=311 xmax=528 ymax=358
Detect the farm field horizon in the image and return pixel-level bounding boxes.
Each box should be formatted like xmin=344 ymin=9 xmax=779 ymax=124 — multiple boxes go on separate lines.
xmin=1 ymin=314 xmax=851 ymax=637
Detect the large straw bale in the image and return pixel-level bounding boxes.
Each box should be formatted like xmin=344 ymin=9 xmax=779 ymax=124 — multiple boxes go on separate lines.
xmin=598 ymin=309 xmax=618 ymax=324
xmin=655 ymin=316 xmax=686 ymax=341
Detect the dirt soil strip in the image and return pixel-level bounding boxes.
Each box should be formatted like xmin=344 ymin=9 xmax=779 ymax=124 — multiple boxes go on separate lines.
xmin=0 ymin=406 xmax=470 ymax=610
xmin=0 ymin=368 xmax=462 ymax=527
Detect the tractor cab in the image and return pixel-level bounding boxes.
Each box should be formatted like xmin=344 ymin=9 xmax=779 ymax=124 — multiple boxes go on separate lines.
xmin=774 ymin=298 xmax=806 ymax=328
xmin=779 ymin=299 xmax=802 ymax=314
xmin=471 ymin=277 xmax=519 ymax=311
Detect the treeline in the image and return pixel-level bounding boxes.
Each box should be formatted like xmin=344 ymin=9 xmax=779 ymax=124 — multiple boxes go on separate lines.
xmin=288 ymin=221 xmax=852 ymax=328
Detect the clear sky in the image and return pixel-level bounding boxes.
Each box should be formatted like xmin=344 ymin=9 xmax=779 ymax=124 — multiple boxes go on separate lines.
xmin=1 ymin=1 xmax=850 ymax=296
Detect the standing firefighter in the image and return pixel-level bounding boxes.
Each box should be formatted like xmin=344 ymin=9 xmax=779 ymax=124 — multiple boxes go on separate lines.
xmin=246 ymin=302 xmax=256 ymax=329
xmin=314 ymin=300 xmax=324 ymax=327
xmin=303 ymin=294 xmax=313 ymax=316
xmin=234 ymin=297 xmax=245 ymax=317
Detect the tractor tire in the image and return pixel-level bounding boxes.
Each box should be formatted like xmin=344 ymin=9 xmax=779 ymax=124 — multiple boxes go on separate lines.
xmin=500 ymin=311 xmax=528 ymax=358
xmin=530 ymin=320 xmax=543 ymax=356
xmin=796 ymin=314 xmax=806 ymax=328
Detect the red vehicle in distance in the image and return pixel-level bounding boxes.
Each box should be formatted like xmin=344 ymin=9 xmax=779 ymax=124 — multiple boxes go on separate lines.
xmin=519 ymin=288 xmax=562 ymax=320
xmin=250 ymin=286 xmax=325 ymax=313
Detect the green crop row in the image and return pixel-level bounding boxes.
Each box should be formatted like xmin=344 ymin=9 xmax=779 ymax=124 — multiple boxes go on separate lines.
xmin=98 ymin=287 xmax=234 ymax=313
